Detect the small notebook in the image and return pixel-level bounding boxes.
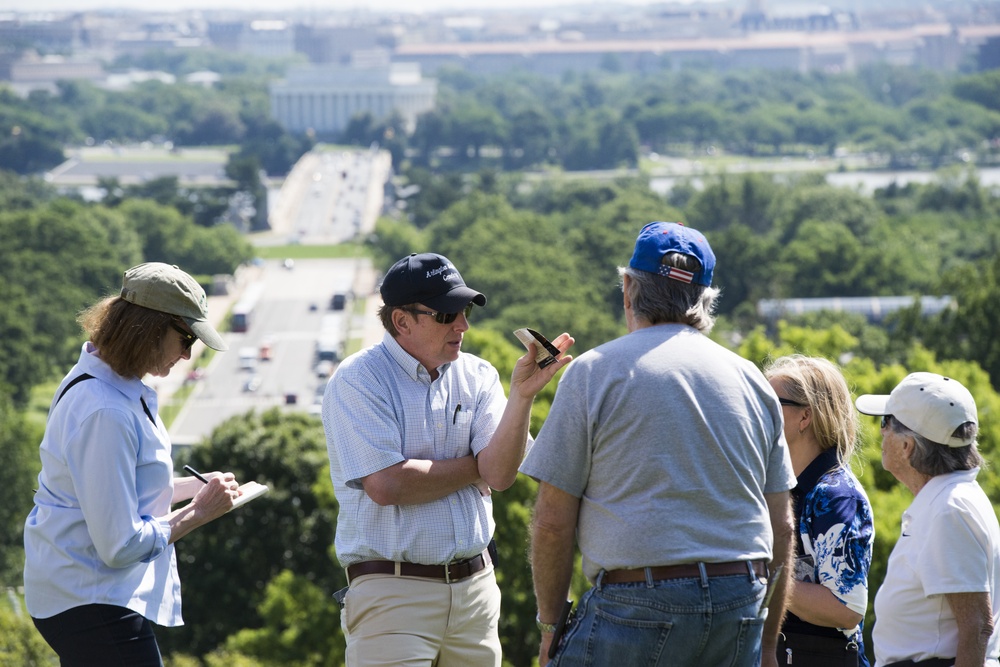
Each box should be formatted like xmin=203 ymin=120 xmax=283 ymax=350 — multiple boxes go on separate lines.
xmin=513 ymin=328 xmax=561 ymax=368
xmin=230 ymin=481 xmax=270 ymax=511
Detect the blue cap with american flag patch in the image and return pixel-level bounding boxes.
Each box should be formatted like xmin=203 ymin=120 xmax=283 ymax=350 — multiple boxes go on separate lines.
xmin=629 ymin=221 xmax=715 ymax=286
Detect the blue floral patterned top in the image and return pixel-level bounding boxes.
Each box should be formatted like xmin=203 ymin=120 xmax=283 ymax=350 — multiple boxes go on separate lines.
xmin=784 ymin=447 xmax=875 ymax=667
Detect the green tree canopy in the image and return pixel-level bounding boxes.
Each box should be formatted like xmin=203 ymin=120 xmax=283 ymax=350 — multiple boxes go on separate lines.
xmin=0 ymin=200 xmax=142 ymax=404
xmin=161 ymin=408 xmax=341 ymax=658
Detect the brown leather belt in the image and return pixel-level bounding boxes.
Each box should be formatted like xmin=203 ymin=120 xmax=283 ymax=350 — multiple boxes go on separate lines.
xmin=346 ymin=551 xmax=490 ymax=584
xmin=603 ymin=560 xmax=768 ymax=584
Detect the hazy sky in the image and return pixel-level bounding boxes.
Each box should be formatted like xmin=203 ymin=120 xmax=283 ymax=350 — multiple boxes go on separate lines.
xmin=0 ymin=0 xmax=745 ymax=13
xmin=2 ymin=0 xmax=716 ymax=14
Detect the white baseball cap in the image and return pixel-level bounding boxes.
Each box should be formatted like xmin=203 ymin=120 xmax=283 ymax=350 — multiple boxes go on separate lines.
xmin=855 ymin=372 xmax=977 ymax=447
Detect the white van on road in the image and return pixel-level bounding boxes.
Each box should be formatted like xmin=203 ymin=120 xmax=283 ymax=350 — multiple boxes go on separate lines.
xmin=238 ymin=347 xmax=258 ymax=371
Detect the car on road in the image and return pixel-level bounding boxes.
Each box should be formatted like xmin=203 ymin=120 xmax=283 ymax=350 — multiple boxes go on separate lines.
xmin=330 ymin=293 xmax=347 ymax=310
xmin=242 ymin=375 xmax=262 ymax=392
xmin=316 ymin=337 xmax=341 ymax=363
xmin=238 ymin=347 xmax=258 ymax=371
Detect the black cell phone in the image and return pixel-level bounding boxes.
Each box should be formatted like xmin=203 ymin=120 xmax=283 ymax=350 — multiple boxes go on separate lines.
xmin=513 ymin=328 xmax=561 ymax=368
xmin=548 ymin=599 xmax=574 ymax=659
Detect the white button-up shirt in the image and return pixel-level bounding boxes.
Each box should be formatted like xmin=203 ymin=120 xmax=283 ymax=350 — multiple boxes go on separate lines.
xmin=324 ymin=332 xmax=509 ymax=567
xmin=24 ymin=342 xmax=180 ymax=625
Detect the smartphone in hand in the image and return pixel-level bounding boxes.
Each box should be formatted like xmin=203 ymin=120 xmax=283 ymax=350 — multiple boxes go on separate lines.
xmin=513 ymin=328 xmax=561 ymax=368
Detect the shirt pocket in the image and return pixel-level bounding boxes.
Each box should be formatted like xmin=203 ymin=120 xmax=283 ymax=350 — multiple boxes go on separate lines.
xmin=452 ymin=406 xmax=474 ymax=426
xmin=447 ymin=406 xmax=475 ymax=452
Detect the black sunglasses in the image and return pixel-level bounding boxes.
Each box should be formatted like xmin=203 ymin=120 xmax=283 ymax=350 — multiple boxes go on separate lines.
xmin=778 ymin=397 xmax=807 ymax=408
xmin=881 ymin=414 xmax=893 ymax=429
xmin=403 ymin=303 xmax=474 ymax=325
xmin=171 ymin=321 xmax=197 ymax=351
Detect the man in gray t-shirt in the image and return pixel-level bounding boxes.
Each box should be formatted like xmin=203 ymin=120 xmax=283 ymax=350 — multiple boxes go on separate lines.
xmin=520 ymin=221 xmax=796 ymax=667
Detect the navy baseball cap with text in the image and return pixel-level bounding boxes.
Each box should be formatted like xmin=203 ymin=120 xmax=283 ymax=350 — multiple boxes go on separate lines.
xmin=380 ymin=253 xmax=487 ymax=313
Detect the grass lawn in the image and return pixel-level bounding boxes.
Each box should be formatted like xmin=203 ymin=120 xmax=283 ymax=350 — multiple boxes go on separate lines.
xmin=251 ymin=241 xmax=371 ymax=260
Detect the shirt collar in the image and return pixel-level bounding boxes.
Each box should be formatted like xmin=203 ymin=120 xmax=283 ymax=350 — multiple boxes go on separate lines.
xmin=795 ymin=447 xmax=842 ymax=494
xmin=381 ymin=331 xmax=450 ymax=383
xmin=79 ymin=341 xmax=151 ymax=404
xmin=907 ymin=467 xmax=980 ymax=513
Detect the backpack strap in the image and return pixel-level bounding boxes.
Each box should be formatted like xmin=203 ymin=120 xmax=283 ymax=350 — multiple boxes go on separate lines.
xmin=139 ymin=397 xmax=155 ymax=424
xmin=53 ymin=372 xmax=156 ymax=425
xmin=55 ymin=373 xmax=94 ymax=406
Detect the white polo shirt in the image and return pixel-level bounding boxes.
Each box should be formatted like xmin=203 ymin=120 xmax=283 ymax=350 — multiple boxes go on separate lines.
xmin=873 ymin=468 xmax=1000 ymax=666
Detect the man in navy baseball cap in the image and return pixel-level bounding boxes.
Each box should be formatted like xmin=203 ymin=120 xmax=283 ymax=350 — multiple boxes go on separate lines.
xmin=380 ymin=252 xmax=487 ymax=313
xmin=323 ymin=250 xmax=573 ymax=665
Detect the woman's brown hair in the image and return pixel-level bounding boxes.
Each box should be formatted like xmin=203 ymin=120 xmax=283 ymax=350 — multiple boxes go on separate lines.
xmin=78 ymin=297 xmax=174 ymax=378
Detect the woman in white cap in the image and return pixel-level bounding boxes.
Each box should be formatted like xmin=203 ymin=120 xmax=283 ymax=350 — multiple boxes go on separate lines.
xmin=856 ymin=372 xmax=1000 ymax=667
xmin=24 ymin=262 xmax=240 ymax=666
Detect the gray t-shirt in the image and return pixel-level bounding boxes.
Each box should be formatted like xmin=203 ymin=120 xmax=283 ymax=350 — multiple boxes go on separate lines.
xmin=520 ymin=324 xmax=795 ymax=582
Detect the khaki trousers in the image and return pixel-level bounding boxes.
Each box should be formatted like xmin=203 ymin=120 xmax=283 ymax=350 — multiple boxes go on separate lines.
xmin=341 ymin=564 xmax=502 ymax=667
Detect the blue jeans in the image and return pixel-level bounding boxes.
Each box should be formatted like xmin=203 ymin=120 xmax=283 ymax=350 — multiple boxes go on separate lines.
xmin=551 ymin=568 xmax=767 ymax=667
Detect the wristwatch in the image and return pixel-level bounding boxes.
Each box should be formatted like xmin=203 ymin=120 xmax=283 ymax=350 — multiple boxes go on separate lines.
xmin=536 ymin=613 xmax=557 ymax=633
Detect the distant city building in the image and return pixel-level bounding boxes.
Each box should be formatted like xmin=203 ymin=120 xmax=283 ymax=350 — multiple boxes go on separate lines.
xmin=0 ymin=14 xmax=85 ymax=53
xmin=979 ymin=35 xmax=1000 ymax=69
xmin=9 ymin=54 xmax=103 ymax=95
xmin=757 ymin=295 xmax=954 ymax=323
xmin=392 ymin=22 xmax=991 ymax=77
xmin=206 ymin=21 xmax=242 ymax=52
xmin=112 ymin=33 xmax=204 ymax=58
xmin=269 ymin=57 xmax=436 ymax=137
xmin=740 ymin=4 xmax=859 ymax=32
xmin=294 ymin=24 xmax=390 ymax=65
xmin=242 ymin=20 xmax=294 ymax=58
xmin=206 ymin=19 xmax=294 ymax=58
xmin=102 ymin=69 xmax=176 ymax=91
xmin=0 ymin=3 xmax=997 ymax=89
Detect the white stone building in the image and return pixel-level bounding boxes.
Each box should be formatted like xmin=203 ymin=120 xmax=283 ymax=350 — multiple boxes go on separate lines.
xmin=269 ymin=59 xmax=436 ymax=137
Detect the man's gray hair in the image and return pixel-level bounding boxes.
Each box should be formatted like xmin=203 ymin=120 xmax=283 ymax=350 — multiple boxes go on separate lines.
xmin=618 ymin=253 xmax=720 ymax=333
xmin=890 ymin=419 xmax=983 ymax=476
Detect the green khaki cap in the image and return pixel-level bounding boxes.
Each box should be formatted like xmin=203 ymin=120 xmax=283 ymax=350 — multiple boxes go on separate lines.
xmin=120 ymin=262 xmax=228 ymax=351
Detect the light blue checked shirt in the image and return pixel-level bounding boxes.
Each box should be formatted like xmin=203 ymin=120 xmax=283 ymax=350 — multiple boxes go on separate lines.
xmin=323 ymin=332 xmax=509 ymax=567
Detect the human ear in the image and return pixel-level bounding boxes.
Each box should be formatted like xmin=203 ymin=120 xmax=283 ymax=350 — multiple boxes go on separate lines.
xmin=798 ymin=407 xmax=812 ymax=434
xmin=393 ymin=308 xmax=413 ymax=334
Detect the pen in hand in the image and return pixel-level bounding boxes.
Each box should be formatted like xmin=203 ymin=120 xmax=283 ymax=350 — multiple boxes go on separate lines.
xmin=184 ymin=465 xmax=210 ymax=484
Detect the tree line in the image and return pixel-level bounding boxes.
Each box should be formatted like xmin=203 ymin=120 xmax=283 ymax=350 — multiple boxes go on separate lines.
xmin=3 ymin=55 xmax=1000 ymax=178
xmin=342 ymin=64 xmax=1000 ymax=173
